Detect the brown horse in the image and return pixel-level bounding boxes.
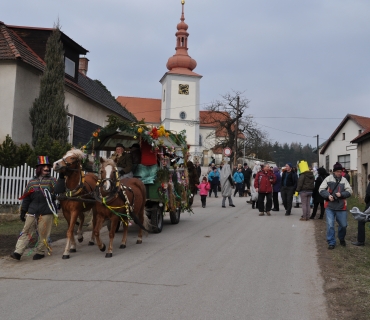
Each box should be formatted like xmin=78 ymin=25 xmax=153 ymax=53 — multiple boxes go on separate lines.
xmin=94 ymin=158 xmax=149 ymax=258
xmin=53 ymin=148 xmax=98 ymax=259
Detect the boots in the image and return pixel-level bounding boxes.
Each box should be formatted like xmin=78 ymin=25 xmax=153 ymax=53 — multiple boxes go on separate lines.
xmin=252 ymin=201 xmax=255 ymax=209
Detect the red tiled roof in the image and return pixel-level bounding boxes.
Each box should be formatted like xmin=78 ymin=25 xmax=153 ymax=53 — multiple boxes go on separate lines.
xmin=200 ymin=110 xmax=245 ymax=138
xmin=320 ymin=114 xmax=370 ymax=154
xmin=116 ymin=96 xmax=161 ymax=123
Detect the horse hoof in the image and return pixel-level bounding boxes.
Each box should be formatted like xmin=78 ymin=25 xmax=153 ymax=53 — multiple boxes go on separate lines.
xmin=100 ymin=244 xmax=106 ymax=252
xmin=136 ymin=240 xmax=142 ymax=244
xmin=78 ymin=237 xmax=83 ymax=243
xmin=88 ymin=241 xmax=95 ymax=246
xmin=62 ymin=255 xmax=70 ymax=259
xmin=105 ymin=253 xmax=113 ymax=258
xmin=70 ymin=249 xmax=77 ymax=253
xmin=119 ymin=244 xmax=126 ymax=249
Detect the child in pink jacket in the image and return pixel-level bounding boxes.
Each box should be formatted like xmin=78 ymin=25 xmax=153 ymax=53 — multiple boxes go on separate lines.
xmin=197 ymin=177 xmax=211 ymax=208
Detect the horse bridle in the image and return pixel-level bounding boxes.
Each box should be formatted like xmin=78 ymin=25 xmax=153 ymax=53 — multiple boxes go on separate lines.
xmin=62 ymin=156 xmax=80 ymax=170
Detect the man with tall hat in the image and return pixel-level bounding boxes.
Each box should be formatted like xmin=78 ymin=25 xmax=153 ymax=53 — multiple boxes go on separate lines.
xmin=110 ymin=143 xmax=133 ymax=178
xmin=10 ymin=156 xmax=57 ymax=261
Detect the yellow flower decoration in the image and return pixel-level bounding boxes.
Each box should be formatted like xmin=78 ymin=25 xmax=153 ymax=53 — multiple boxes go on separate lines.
xmin=138 ymin=127 xmax=143 ymax=133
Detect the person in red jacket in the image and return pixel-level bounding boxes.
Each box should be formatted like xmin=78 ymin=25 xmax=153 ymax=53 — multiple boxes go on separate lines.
xmin=254 ymin=163 xmax=277 ymax=216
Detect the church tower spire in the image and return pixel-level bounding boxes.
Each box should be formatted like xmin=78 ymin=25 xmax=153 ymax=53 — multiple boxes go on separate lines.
xmin=166 ymin=0 xmax=197 ymax=73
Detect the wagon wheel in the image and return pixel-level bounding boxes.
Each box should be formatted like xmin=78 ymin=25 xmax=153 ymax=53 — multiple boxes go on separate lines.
xmin=106 ymin=220 xmax=120 ymax=233
xmin=150 ymin=204 xmax=163 ymax=233
xmin=170 ymin=206 xmax=181 ymax=224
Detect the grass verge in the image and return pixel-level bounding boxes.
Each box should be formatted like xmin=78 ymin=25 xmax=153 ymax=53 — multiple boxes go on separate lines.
xmin=315 ymin=196 xmax=370 ymax=320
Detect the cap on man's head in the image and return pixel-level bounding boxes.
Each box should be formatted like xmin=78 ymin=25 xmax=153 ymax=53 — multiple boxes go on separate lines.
xmin=286 ymin=162 xmax=293 ymax=168
xmin=244 ymin=163 xmax=248 ymax=166
xmin=115 ymin=143 xmax=124 ymax=149
xmin=333 ymin=162 xmax=343 ymax=172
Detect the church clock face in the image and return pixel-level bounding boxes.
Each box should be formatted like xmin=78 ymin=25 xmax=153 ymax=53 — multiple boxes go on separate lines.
xmin=178 ymin=84 xmax=189 ymax=95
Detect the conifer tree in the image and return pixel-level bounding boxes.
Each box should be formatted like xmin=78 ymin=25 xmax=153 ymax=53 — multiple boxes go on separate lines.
xmin=29 ymin=22 xmax=68 ymax=147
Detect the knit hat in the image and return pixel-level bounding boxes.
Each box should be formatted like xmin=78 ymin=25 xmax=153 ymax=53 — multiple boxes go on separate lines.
xmin=36 ymin=156 xmax=51 ymax=166
xmin=333 ymin=162 xmax=343 ymax=172
xmin=286 ymin=162 xmax=293 ymax=169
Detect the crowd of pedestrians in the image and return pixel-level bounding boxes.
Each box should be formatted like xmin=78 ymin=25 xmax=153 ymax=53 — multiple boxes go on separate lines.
xmin=196 ymin=158 xmax=369 ymax=251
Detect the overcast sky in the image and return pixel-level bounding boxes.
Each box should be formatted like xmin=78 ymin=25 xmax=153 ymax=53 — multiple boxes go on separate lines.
xmin=3 ymin=0 xmax=370 ymax=147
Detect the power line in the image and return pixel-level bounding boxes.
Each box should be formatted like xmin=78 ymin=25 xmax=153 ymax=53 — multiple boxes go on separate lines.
xmin=255 ymin=122 xmax=328 ymax=141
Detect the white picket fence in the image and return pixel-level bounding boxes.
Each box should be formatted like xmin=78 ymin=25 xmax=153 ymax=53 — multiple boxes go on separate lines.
xmin=0 ymin=164 xmax=58 ymax=205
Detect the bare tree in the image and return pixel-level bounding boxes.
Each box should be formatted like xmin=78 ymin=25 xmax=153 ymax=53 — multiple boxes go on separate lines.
xmin=202 ymin=91 xmax=268 ymax=163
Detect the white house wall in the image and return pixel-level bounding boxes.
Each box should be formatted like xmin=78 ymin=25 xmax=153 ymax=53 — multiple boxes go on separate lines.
xmin=356 ymin=139 xmax=370 ymax=198
xmin=0 ymin=62 xmax=17 ymax=143
xmin=321 ymin=119 xmax=361 ymax=171
xmin=12 ymin=63 xmax=41 ymax=145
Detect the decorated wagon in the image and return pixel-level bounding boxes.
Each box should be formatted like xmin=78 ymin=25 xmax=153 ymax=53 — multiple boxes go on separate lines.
xmin=84 ymin=116 xmax=193 ymax=233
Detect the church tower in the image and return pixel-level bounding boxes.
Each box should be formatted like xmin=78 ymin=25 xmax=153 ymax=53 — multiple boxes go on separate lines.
xmin=160 ymin=0 xmax=202 ymax=153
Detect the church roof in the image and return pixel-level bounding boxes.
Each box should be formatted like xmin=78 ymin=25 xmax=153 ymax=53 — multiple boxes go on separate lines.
xmin=117 ymin=96 xmax=161 ymax=123
xmin=163 ymin=1 xmax=201 ymax=78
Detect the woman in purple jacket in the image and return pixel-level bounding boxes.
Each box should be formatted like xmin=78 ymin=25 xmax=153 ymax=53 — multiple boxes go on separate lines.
xmin=272 ymin=167 xmax=282 ymax=211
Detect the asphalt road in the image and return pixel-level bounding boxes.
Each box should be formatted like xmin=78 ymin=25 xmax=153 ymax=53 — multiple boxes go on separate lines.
xmin=0 ymin=195 xmax=328 ymax=320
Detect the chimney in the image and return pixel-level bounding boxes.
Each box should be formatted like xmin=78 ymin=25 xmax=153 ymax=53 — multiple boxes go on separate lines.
xmin=79 ymin=57 xmax=89 ymax=75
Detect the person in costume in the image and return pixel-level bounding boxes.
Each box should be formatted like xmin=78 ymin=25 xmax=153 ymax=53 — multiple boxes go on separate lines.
xmin=220 ymin=159 xmax=235 ymax=208
xmin=10 ymin=156 xmax=57 ymax=261
xmin=110 ymin=143 xmax=133 ymax=178
xmin=248 ymin=161 xmax=261 ymax=209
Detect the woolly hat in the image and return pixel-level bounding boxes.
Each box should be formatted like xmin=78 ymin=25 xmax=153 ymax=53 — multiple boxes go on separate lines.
xmin=333 ymin=162 xmax=343 ymax=172
xmin=286 ymin=162 xmax=293 ymax=169
xmin=36 ymin=156 xmax=51 ymax=166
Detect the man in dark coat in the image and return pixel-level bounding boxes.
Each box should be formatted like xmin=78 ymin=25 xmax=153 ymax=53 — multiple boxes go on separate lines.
xmin=272 ymin=167 xmax=281 ymax=211
xmin=310 ymin=167 xmax=328 ymax=219
xmin=281 ymin=163 xmax=298 ymax=216
xmin=187 ymin=161 xmax=200 ymax=205
xmin=352 ymin=174 xmax=370 ymax=246
xmin=242 ymin=163 xmax=252 ymax=195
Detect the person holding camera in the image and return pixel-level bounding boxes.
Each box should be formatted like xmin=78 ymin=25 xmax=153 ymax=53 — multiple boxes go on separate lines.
xmin=319 ymin=162 xmax=352 ymax=250
xmin=254 ymin=163 xmax=276 ymax=216
xmin=110 ymin=143 xmax=133 ymax=178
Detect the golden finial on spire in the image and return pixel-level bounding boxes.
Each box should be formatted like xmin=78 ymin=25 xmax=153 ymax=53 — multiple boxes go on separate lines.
xmin=181 ymin=0 xmax=185 ymax=4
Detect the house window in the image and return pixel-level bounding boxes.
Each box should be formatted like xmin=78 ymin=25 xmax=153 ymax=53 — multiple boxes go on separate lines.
xmin=67 ymin=115 xmax=72 ymax=143
xmin=163 ymin=90 xmax=165 ymax=102
xmin=325 ymin=155 xmax=329 ymax=171
xmin=199 ymin=134 xmax=203 ymax=146
xmin=338 ymin=154 xmax=350 ymax=170
xmin=342 ymin=133 xmax=345 ymax=140
xmin=359 ymin=129 xmax=362 ymax=135
xmin=65 ymin=57 xmax=75 ymax=77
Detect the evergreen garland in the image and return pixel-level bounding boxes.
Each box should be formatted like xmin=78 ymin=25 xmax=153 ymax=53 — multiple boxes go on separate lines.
xmin=29 ymin=23 xmax=68 ymax=147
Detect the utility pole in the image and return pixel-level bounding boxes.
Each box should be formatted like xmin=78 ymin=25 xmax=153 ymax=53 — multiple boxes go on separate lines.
xmin=317 ymin=134 xmax=319 ymax=168
xmin=234 ymin=95 xmax=240 ymax=166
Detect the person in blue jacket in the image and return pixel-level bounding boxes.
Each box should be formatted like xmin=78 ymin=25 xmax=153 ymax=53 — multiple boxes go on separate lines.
xmin=208 ymin=167 xmax=220 ymax=197
xmin=233 ymin=168 xmax=245 ymax=197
